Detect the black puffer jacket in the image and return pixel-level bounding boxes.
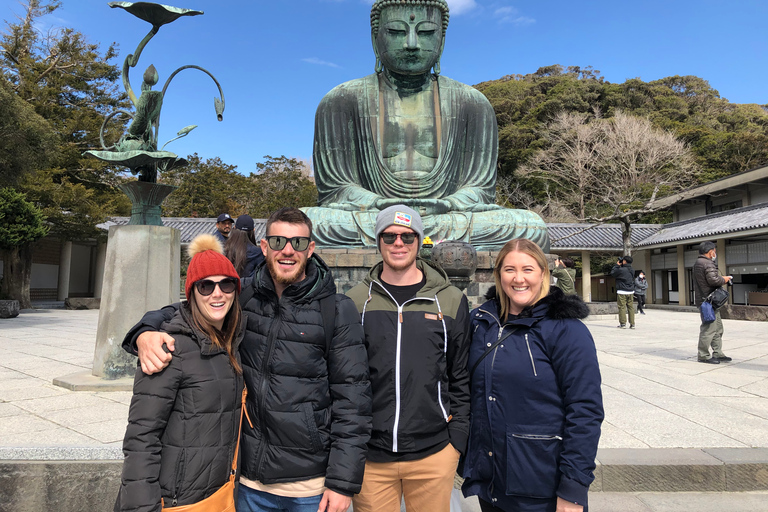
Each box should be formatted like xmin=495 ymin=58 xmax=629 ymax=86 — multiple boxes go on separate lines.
xmin=239 ymin=255 xmax=372 ymax=495
xmin=116 ymin=304 xmax=245 ymax=512
xmin=122 ymin=255 xmax=372 ymax=497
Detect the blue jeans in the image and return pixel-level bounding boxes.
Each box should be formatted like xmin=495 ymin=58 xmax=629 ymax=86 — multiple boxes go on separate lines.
xmin=237 ymin=485 xmax=323 ymax=512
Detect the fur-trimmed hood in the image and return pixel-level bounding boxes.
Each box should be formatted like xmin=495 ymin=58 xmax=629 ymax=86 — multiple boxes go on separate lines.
xmin=482 ymin=285 xmax=589 ymax=321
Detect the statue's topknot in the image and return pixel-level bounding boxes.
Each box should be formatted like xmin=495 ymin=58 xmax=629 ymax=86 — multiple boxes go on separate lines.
xmin=371 ymin=0 xmax=450 ymax=37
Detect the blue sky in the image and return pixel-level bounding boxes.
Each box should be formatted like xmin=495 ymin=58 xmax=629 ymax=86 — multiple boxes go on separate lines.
xmin=2 ymin=0 xmax=767 ymax=175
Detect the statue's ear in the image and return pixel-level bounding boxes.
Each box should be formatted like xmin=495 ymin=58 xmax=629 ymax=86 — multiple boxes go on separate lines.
xmin=433 ymin=37 xmax=446 ymax=76
xmin=372 ymin=30 xmax=382 ymax=73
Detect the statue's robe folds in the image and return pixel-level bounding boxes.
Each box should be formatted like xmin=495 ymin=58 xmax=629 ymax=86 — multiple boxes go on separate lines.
xmin=303 ymin=73 xmax=550 ymax=251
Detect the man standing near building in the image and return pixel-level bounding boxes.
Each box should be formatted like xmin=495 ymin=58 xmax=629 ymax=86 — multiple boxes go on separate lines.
xmin=346 ymin=205 xmax=470 ymax=512
xmin=123 ymin=207 xmax=372 ymax=512
xmin=214 ymin=212 xmax=234 ymax=243
xmin=693 ymin=241 xmax=733 ymax=364
xmin=611 ymin=256 xmax=635 ymax=329
xmin=552 ymin=256 xmax=577 ymax=295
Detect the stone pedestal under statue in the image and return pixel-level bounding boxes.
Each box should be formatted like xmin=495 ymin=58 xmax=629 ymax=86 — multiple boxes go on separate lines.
xmin=54 ymin=225 xmax=180 ymax=390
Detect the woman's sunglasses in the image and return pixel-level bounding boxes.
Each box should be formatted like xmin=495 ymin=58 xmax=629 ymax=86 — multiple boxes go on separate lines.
xmin=379 ymin=232 xmax=417 ymax=245
xmin=194 ymin=277 xmax=239 ymax=296
xmin=265 ymin=235 xmax=311 ymax=251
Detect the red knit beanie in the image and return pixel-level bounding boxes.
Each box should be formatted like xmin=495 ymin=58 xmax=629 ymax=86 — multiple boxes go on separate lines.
xmin=185 ymin=234 xmax=241 ymax=300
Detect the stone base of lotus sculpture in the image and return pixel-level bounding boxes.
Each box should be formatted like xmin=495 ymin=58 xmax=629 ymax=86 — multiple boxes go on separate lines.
xmin=54 ymin=224 xmax=180 ymax=390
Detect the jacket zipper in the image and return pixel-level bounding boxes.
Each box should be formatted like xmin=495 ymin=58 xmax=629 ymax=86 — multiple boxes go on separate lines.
xmin=172 ymin=449 xmax=185 ymax=506
xmin=525 ymin=334 xmax=537 ymax=377
xmin=512 ymin=433 xmax=563 ymax=441
xmin=255 ymin=298 xmax=282 ymax=479
xmin=478 ymin=308 xmax=516 ymax=374
xmin=371 ymin=281 xmax=442 ymax=453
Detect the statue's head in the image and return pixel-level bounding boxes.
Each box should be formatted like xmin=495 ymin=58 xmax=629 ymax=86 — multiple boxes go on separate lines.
xmin=370 ymin=0 xmax=450 ymax=76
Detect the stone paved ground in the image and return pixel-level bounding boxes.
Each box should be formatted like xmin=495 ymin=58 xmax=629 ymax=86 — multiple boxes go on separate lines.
xmin=1 ymin=306 xmax=767 ymax=510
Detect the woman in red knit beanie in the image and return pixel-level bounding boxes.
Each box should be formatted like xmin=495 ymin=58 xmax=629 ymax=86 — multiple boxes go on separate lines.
xmin=115 ymin=234 xmax=247 ymax=511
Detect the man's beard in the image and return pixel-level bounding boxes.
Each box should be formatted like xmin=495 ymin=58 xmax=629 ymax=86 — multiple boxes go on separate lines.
xmin=267 ymin=256 xmax=308 ymax=285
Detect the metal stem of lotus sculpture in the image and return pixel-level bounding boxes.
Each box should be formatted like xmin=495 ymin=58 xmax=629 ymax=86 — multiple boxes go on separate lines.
xmin=84 ymin=1 xmax=225 ymax=226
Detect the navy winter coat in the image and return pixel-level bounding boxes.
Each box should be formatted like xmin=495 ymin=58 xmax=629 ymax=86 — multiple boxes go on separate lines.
xmin=461 ymin=287 xmax=603 ymax=512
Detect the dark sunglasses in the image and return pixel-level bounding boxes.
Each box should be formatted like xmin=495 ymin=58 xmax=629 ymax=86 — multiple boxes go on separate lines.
xmin=265 ymin=235 xmax=311 ymax=252
xmin=379 ymin=232 xmax=417 ymax=245
xmin=194 ymin=277 xmax=239 ymax=296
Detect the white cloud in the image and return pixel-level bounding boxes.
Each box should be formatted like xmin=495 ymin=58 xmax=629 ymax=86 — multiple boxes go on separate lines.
xmin=447 ymin=0 xmax=478 ymax=15
xmin=302 ymin=57 xmax=341 ymax=69
xmin=359 ymin=0 xmax=478 ymax=15
xmin=494 ymin=6 xmax=517 ymax=17
xmin=511 ymin=16 xmax=535 ymax=26
xmin=494 ymin=6 xmax=535 ymax=25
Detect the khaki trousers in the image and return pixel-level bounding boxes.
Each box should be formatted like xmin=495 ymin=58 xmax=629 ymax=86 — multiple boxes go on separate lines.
xmin=352 ymin=444 xmax=460 ymax=512
xmin=617 ymin=293 xmax=635 ymax=327
xmin=698 ymin=308 xmax=725 ymax=360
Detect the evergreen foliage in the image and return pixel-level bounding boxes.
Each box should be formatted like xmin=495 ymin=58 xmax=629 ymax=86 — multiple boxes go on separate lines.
xmin=161 ymin=154 xmax=317 ymax=219
xmin=1 ymin=0 xmax=132 ymax=242
xmin=477 ymin=65 xmax=768 ymax=193
xmin=0 ymin=187 xmax=48 ymax=250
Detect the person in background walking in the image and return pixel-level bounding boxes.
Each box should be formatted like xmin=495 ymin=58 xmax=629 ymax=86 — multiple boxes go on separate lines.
xmin=634 ymin=271 xmax=648 ymax=315
xmin=610 ymin=256 xmax=635 ymax=329
xmin=552 ymin=256 xmax=577 ymax=295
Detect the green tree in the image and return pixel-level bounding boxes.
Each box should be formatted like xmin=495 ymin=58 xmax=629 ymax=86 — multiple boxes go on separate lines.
xmin=245 ymin=155 xmax=317 ymax=218
xmin=1 ymin=0 xmax=131 ymax=242
xmin=0 ymin=80 xmax=58 ymax=187
xmin=477 ymin=66 xmax=768 ymax=188
xmin=0 ymin=188 xmax=49 ymax=308
xmin=161 ymin=154 xmax=250 ymax=217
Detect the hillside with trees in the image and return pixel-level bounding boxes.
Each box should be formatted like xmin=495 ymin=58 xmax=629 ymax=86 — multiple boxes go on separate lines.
xmin=478 ymin=65 xmax=768 ymax=228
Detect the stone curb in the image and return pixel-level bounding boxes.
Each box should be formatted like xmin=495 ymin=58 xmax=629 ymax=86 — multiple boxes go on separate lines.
xmin=593 ymin=448 xmax=768 ymax=492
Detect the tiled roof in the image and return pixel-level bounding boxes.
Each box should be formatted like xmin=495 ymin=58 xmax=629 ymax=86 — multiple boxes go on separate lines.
xmin=99 ymin=217 xmax=267 ymax=244
xmin=548 ymin=223 xmax=664 ymax=251
xmin=636 ymin=202 xmax=768 ymax=247
xmin=99 ymin=217 xmax=668 ymax=251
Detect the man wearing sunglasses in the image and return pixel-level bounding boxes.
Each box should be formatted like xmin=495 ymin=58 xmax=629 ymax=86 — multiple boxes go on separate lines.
xmin=346 ymin=205 xmax=471 ymax=512
xmin=121 ymin=207 xmax=372 ymax=512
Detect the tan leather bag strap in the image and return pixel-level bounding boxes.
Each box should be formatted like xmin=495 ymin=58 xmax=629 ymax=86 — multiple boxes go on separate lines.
xmin=231 ymin=387 xmax=251 ymax=476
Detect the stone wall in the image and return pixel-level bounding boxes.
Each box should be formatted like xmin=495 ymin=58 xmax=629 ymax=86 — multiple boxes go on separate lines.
xmin=720 ymin=304 xmax=768 ymax=321
xmin=0 ymin=460 xmax=121 ymax=512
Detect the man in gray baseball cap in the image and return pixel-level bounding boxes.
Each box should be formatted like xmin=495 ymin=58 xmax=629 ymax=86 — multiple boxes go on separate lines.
xmin=347 ymin=204 xmax=471 ymax=512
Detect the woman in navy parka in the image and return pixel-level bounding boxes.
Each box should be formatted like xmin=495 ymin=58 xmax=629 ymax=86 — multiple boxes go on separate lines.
xmin=462 ymin=239 xmax=603 ymax=512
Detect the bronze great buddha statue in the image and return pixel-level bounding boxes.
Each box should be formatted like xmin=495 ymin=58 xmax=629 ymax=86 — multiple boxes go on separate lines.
xmin=303 ymin=0 xmax=549 ymax=250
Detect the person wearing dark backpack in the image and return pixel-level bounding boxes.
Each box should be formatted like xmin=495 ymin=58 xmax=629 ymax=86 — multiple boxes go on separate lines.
xmin=693 ymin=241 xmax=733 ymax=364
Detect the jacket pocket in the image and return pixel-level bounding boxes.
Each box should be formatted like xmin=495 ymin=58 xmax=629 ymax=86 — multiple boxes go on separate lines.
xmin=301 ymin=402 xmax=323 ymax=453
xmin=505 ymin=425 xmax=562 ymax=499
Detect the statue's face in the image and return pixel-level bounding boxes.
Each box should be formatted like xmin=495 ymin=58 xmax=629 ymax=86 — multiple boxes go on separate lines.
xmin=375 ymin=5 xmax=443 ymax=75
